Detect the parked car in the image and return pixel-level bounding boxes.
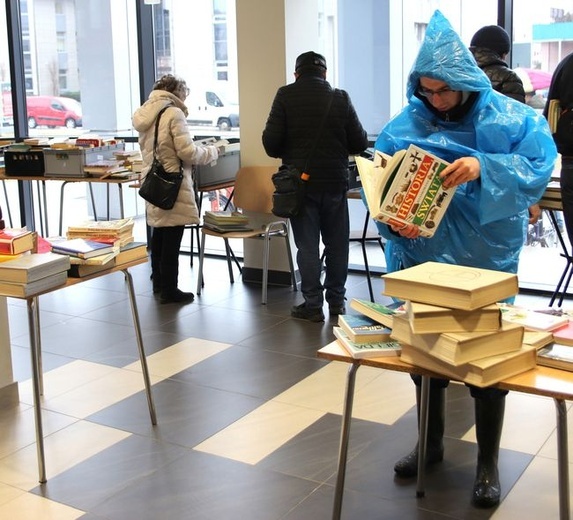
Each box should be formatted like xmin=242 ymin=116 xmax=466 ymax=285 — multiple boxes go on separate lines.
xmin=26 ymin=96 xmax=83 ymax=129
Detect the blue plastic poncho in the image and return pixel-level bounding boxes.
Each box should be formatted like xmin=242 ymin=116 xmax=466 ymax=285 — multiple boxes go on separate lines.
xmin=373 ymin=10 xmax=557 ymax=276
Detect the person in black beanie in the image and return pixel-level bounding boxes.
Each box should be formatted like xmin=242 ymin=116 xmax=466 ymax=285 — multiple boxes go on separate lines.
xmin=544 ymin=52 xmax=573 ymax=251
xmin=470 ymin=25 xmax=525 ymax=103
xmin=470 ymin=25 xmax=541 ymax=225
xmin=262 ymin=51 xmax=368 ymax=322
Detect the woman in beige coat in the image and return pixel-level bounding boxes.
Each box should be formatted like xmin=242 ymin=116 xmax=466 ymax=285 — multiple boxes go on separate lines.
xmin=133 ymin=74 xmax=219 ymax=303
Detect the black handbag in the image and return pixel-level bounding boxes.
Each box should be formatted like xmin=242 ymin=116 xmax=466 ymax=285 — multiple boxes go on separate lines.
xmin=139 ymin=106 xmax=183 ymax=210
xmin=271 ymin=164 xmax=307 ymax=218
xmin=271 ymin=91 xmax=334 ymax=218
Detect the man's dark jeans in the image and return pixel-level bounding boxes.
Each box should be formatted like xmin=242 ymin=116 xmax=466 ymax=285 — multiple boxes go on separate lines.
xmin=289 ymin=189 xmax=349 ymax=309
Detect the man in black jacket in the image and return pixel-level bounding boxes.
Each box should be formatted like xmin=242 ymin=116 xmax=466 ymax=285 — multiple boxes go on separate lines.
xmin=470 ymin=25 xmax=541 ymax=225
xmin=262 ymin=51 xmax=368 ymax=322
xmin=469 ymin=25 xmax=525 ymax=103
xmin=544 ymin=52 xmax=573 ymax=248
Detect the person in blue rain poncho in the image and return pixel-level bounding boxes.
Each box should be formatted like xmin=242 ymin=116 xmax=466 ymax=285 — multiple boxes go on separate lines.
xmin=372 ymin=11 xmax=557 ymax=508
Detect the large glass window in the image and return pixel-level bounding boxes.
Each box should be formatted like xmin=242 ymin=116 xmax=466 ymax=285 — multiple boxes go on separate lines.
xmin=1 ymin=0 xmax=571 ymax=295
xmin=511 ymin=0 xmax=573 ymax=293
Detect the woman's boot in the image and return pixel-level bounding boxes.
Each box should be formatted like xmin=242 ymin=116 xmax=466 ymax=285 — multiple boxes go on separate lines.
xmin=394 ymin=385 xmax=446 ymax=478
xmin=472 ymin=396 xmax=505 ymax=508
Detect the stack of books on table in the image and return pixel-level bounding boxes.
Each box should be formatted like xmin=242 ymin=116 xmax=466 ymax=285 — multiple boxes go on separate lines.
xmin=382 ymin=261 xmax=538 ymax=387
xmin=332 ymin=299 xmax=406 ymax=359
xmin=0 ymin=252 xmax=70 ymax=297
xmin=333 ymin=313 xmax=400 ymax=359
xmin=47 ymin=218 xmax=147 ymax=278
xmin=83 ymin=159 xmax=130 ymax=178
xmin=65 ymin=218 xmax=135 ymax=246
xmin=203 ymin=211 xmax=253 ymax=233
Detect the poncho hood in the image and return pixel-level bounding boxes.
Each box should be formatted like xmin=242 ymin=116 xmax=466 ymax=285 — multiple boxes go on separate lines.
xmin=406 ymin=10 xmax=491 ymax=100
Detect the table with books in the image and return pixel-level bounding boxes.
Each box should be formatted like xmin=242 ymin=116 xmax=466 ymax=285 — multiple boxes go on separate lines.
xmin=319 ymin=261 xmax=573 ymax=520
xmin=0 ymin=229 xmax=155 ymax=484
xmin=0 ymin=168 xmax=139 ymax=236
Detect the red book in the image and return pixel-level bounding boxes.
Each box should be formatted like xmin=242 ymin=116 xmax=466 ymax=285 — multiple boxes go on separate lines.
xmin=552 ymin=321 xmax=573 ymax=346
xmin=0 ymin=228 xmax=35 ymax=255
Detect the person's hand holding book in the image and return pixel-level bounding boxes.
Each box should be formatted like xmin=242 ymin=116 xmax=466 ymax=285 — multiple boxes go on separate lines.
xmin=440 ymin=156 xmax=480 ymax=188
xmin=390 ymin=222 xmax=420 ymax=239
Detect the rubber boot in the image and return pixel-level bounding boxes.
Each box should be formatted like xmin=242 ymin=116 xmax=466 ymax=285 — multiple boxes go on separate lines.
xmin=472 ymin=396 xmax=505 ymax=508
xmin=394 ymin=385 xmax=445 ymax=478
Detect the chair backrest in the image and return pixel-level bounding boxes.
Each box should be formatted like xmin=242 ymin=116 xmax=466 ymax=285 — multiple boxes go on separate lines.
xmin=233 ymin=165 xmax=278 ymax=214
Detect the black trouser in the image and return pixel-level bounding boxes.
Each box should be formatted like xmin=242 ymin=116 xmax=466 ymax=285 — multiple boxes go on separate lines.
xmin=289 ymin=188 xmax=349 ymax=309
xmin=559 ymin=157 xmax=573 ymax=248
xmin=150 ymin=225 xmax=185 ymax=295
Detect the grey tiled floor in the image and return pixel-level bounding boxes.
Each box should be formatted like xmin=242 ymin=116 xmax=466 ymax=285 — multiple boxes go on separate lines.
xmin=0 ymin=243 xmax=571 ymax=519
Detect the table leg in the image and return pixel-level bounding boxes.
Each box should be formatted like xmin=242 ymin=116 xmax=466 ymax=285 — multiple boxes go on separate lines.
xmin=34 ymin=181 xmax=44 ymax=237
xmin=360 ymin=212 xmax=375 ymax=303
xmin=59 ymin=181 xmax=68 ymax=236
xmin=88 ymin=183 xmax=97 ymax=221
xmin=547 ymin=210 xmax=573 ymax=307
xmin=554 ymin=398 xmax=570 ymax=520
xmin=106 ymin=184 xmax=110 ymax=220
xmin=416 ymin=375 xmax=430 ymax=497
xmin=118 ymin=184 xmax=125 ymax=218
xmin=27 ymin=297 xmax=46 ymax=483
xmin=33 ymin=298 xmax=44 ymax=395
xmin=40 ymin=180 xmax=49 ymax=237
xmin=122 ymin=269 xmax=157 ymax=425
xmin=332 ymin=362 xmax=360 ymax=520
xmin=1 ymin=180 xmax=13 ymax=227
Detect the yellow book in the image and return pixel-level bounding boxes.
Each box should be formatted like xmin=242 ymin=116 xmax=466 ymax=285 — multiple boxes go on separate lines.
xmin=0 ymin=252 xmax=70 ymax=283
xmin=382 ymin=261 xmax=518 ymax=311
xmin=0 ymin=270 xmax=68 ymax=297
xmin=400 ymin=342 xmax=536 ymax=388
xmin=405 ymin=301 xmax=501 ymax=334
xmin=547 ymin=99 xmax=561 ymax=134
xmin=523 ymin=330 xmax=554 ymax=350
xmin=391 ymin=315 xmax=523 ymax=366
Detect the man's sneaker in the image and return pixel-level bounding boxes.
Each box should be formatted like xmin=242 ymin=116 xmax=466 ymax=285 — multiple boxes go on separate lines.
xmin=291 ymin=303 xmax=325 ymax=322
xmin=329 ymin=304 xmax=346 ymax=316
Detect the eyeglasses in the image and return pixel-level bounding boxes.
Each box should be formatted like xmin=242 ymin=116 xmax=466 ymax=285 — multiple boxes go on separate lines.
xmin=179 ymin=86 xmax=190 ymax=96
xmin=418 ymin=86 xmax=456 ymax=99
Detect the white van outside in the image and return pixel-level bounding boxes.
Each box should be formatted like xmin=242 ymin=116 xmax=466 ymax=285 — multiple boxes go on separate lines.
xmin=186 ymin=89 xmax=239 ymax=131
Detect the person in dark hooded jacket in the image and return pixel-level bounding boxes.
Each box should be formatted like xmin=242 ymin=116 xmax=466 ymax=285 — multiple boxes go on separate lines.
xmin=470 ymin=25 xmax=525 ymax=103
xmin=372 ymin=11 xmax=556 ymax=508
xmin=262 ymin=52 xmax=368 ymax=322
xmin=470 ymin=25 xmax=541 ymax=225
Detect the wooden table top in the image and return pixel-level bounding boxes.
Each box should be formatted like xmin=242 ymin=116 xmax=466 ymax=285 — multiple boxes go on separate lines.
xmin=317 ymin=341 xmax=573 ymax=401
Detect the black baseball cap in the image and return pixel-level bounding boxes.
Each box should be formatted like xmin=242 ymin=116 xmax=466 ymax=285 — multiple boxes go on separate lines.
xmin=295 ymin=51 xmax=327 ymax=73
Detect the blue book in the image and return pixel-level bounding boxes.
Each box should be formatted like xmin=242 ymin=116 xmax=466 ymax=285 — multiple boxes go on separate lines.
xmin=337 ymin=313 xmax=393 ymax=343
xmin=49 ymin=238 xmax=115 ymax=260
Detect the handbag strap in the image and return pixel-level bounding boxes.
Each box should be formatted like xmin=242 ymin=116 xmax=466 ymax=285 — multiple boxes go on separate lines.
xmin=303 ymin=89 xmax=335 ymax=173
xmin=153 ymin=105 xmax=172 ymax=159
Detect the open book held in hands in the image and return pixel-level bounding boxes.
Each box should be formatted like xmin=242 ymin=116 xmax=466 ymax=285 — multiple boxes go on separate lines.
xmin=356 ymin=144 xmax=454 ymax=237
